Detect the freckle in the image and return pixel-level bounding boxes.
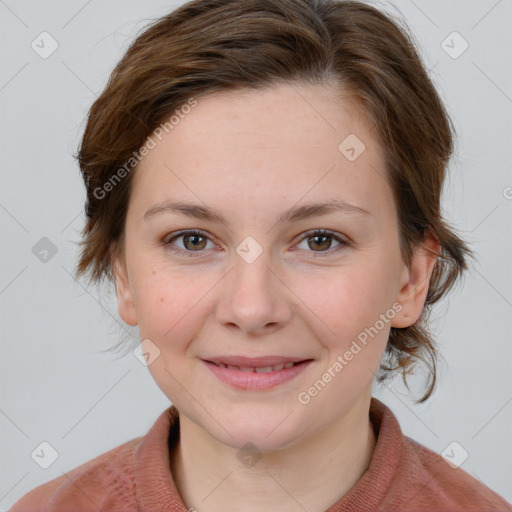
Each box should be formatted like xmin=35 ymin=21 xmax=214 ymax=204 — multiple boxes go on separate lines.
xmin=160 ymin=297 xmax=164 ymax=303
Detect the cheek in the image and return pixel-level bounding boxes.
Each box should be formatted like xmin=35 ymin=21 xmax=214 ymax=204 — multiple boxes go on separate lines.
xmin=291 ymin=260 xmax=400 ymax=408
xmin=134 ymin=270 xmax=212 ymax=396
xmin=133 ymin=266 xmax=210 ymax=347
xmin=293 ymin=257 xmax=400 ymax=346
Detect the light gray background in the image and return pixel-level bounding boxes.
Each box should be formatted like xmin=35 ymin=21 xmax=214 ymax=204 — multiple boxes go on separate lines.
xmin=1 ymin=0 xmax=511 ymax=509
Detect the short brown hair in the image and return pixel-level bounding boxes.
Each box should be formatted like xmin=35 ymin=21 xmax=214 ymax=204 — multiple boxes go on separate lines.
xmin=74 ymin=0 xmax=472 ymax=402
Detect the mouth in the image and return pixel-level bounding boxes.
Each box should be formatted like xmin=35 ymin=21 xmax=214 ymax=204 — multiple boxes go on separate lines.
xmin=208 ymin=360 xmax=303 ymax=372
xmin=202 ymin=356 xmax=313 ymax=391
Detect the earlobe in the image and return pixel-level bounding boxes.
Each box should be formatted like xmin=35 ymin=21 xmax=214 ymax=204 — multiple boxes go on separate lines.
xmin=111 ymin=245 xmax=139 ymax=327
xmin=391 ymin=232 xmax=440 ymax=328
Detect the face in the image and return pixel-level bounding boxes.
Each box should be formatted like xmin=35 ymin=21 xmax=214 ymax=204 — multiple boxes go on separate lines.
xmin=113 ymin=82 xmax=436 ymax=451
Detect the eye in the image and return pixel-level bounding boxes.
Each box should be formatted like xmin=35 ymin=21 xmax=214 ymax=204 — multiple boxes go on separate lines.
xmin=164 ymin=229 xmax=217 ymax=257
xmin=294 ymin=229 xmax=348 ymax=257
xmin=163 ymin=228 xmax=349 ymax=258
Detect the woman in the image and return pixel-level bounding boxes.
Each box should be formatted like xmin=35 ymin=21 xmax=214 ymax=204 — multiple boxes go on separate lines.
xmin=11 ymin=0 xmax=511 ymax=510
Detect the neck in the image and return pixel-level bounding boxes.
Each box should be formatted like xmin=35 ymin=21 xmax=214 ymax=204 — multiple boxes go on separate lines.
xmin=170 ymin=397 xmax=376 ymax=512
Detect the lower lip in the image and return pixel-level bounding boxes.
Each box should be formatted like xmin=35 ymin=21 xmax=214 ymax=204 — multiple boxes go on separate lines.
xmin=203 ymin=360 xmax=313 ymax=391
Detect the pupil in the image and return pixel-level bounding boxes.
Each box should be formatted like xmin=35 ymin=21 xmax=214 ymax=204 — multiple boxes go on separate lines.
xmin=311 ymin=235 xmax=330 ymax=250
xmin=186 ymin=234 xmax=204 ymax=250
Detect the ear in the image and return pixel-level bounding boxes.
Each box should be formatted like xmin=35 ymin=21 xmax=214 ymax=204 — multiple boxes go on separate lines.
xmin=392 ymin=232 xmax=440 ymax=328
xmin=111 ymin=243 xmax=138 ymax=326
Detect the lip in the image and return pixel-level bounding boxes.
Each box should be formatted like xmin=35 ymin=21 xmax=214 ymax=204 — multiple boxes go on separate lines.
xmin=202 ymin=358 xmax=313 ymax=391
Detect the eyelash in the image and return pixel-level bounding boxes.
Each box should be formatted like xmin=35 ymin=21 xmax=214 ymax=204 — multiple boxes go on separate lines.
xmin=163 ymin=229 xmax=349 ymax=258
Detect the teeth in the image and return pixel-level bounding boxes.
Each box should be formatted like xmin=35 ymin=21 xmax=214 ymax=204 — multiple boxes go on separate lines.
xmin=255 ymin=366 xmax=274 ymax=373
xmin=213 ymin=361 xmax=299 ymax=372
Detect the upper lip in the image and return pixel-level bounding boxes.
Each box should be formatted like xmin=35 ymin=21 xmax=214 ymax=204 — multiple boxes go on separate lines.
xmin=203 ymin=355 xmax=311 ymax=367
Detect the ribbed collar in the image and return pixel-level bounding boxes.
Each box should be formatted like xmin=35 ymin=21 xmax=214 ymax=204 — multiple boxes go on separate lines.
xmin=135 ymin=397 xmax=403 ymax=511
xmin=327 ymin=397 xmax=403 ymax=511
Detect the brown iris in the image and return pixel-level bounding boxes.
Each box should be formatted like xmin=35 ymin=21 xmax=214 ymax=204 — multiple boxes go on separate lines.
xmin=182 ymin=233 xmax=208 ymax=251
xmin=307 ymin=234 xmax=332 ymax=251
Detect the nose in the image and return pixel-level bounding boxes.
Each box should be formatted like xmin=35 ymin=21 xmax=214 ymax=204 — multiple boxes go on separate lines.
xmin=215 ymin=248 xmax=293 ymax=336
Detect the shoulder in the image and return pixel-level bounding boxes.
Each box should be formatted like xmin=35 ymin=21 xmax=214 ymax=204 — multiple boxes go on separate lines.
xmin=9 ymin=437 xmax=141 ymax=512
xmin=395 ymin=435 xmax=512 ymax=511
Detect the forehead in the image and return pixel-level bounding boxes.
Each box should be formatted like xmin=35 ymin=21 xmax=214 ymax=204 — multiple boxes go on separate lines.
xmin=131 ymin=82 xmax=391 ymax=219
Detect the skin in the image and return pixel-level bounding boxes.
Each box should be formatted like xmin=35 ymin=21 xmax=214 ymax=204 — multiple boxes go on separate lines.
xmin=112 ymin=82 xmax=439 ymax=512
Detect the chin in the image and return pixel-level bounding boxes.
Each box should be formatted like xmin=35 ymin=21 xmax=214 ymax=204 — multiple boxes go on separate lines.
xmin=205 ymin=405 xmax=308 ymax=453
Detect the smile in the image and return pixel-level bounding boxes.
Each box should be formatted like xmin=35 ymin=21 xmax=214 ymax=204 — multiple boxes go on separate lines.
xmin=202 ymin=358 xmax=313 ymax=391
xmin=210 ymin=361 xmax=298 ymax=372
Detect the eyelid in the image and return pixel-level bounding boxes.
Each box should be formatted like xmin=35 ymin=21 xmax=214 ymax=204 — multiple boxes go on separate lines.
xmin=294 ymin=228 xmax=349 ymax=245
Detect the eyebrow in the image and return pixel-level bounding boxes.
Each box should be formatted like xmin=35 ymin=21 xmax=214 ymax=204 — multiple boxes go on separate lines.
xmin=143 ymin=199 xmax=371 ymax=225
